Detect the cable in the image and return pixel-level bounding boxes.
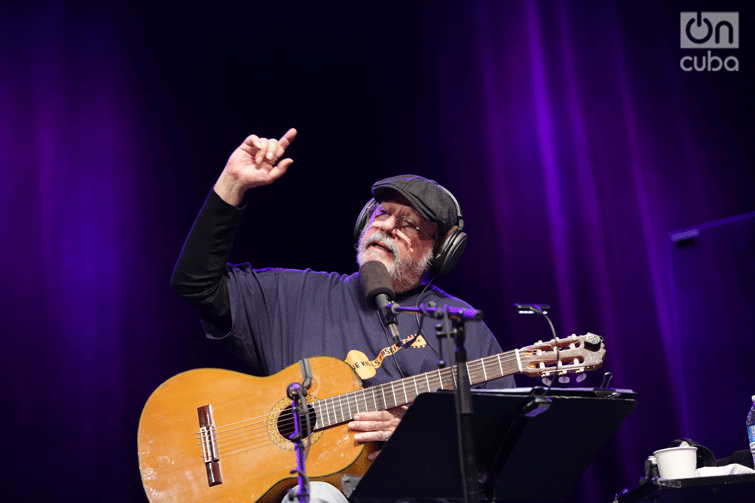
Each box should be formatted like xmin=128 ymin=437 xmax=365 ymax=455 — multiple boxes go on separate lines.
xmin=514 ymin=303 xmax=559 ymax=394
xmin=380 ymin=276 xmax=441 ymax=379
xmin=413 ymin=278 xmax=444 ymax=360
xmin=378 ymin=310 xmax=406 ymax=379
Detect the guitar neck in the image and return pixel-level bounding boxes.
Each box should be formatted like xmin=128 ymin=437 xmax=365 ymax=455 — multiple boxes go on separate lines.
xmin=312 ymin=348 xmax=521 ymax=430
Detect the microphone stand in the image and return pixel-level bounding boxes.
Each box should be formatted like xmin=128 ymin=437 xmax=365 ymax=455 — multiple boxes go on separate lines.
xmin=389 ymin=302 xmax=481 ymax=503
xmin=286 ymin=382 xmax=310 ymax=503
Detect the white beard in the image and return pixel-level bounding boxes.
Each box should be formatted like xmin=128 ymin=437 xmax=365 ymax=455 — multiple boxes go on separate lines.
xmin=356 ymin=227 xmax=433 ymax=292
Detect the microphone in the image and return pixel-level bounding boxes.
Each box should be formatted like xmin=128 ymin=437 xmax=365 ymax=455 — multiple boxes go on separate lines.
xmin=359 ymin=260 xmax=402 ymax=347
xmin=286 ymin=382 xmax=307 ymax=400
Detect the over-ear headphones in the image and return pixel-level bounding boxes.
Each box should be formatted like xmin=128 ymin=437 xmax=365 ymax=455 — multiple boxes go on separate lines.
xmin=353 ymin=184 xmax=467 ymax=276
xmin=668 ymin=438 xmax=717 ymax=468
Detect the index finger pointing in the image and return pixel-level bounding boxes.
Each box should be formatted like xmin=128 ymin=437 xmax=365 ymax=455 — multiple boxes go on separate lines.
xmin=278 ymin=128 xmax=297 ymax=150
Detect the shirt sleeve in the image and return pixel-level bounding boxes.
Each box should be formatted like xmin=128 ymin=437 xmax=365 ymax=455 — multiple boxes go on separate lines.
xmin=170 ymin=189 xmax=246 ymax=334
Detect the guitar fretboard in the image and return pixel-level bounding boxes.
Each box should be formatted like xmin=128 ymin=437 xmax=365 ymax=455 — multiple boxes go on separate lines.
xmin=311 ymin=349 xmax=522 ymax=430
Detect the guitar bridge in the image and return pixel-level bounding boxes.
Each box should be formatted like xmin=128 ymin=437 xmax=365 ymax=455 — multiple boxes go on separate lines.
xmin=198 ymin=404 xmax=222 ymax=486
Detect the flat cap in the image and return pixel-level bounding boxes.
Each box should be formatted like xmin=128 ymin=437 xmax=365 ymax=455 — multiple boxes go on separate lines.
xmin=371 ymin=174 xmax=459 ymax=237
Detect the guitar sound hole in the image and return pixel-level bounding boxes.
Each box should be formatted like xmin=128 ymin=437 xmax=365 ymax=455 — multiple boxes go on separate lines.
xmin=276 ymin=405 xmax=317 ymax=441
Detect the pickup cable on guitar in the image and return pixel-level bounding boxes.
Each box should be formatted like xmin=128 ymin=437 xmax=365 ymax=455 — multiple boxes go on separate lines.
xmin=379 ymin=275 xmax=457 ymax=379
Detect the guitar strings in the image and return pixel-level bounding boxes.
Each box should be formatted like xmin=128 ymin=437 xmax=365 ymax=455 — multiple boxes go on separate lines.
xmin=204 ymin=351 xmax=525 ymax=446
xmin=197 ymin=350 xmax=586 ymax=461
xmin=199 ymin=367 xmax=449 ymax=445
xmin=203 ymin=346 xmax=568 ymax=449
xmin=195 ymin=352 xmax=527 ymax=454
xmin=203 ymin=352 xmax=514 ymax=440
xmin=190 ymin=341 xmax=584 ymax=462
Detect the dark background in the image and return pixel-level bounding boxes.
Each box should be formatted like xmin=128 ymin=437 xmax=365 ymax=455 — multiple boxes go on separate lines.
xmin=1 ymin=1 xmax=753 ymax=502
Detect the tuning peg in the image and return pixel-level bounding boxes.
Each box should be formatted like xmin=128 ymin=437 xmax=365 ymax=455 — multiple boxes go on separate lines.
xmin=584 ymin=333 xmax=603 ymax=350
xmin=541 ymin=376 xmax=553 ymax=386
xmin=576 ymin=373 xmax=587 ymax=383
xmin=558 ymin=375 xmax=570 ymax=384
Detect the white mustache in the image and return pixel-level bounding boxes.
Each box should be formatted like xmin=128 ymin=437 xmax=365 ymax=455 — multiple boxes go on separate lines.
xmin=363 ymin=232 xmax=400 ymax=257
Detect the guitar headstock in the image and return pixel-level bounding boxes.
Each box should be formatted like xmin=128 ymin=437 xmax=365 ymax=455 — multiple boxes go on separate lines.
xmin=518 ymin=333 xmax=605 ymax=378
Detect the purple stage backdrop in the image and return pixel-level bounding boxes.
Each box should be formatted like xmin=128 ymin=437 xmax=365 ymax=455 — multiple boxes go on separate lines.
xmin=1 ymin=1 xmax=753 ymax=502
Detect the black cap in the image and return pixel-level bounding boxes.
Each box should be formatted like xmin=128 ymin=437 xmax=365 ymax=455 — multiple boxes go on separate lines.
xmin=371 ymin=174 xmax=459 ymax=237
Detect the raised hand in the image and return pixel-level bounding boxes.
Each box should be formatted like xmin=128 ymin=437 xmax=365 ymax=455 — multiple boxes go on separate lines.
xmin=214 ymin=128 xmax=297 ymax=206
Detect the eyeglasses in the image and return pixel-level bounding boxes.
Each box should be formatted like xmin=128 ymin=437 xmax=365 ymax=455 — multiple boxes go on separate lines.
xmin=370 ymin=204 xmax=434 ymax=240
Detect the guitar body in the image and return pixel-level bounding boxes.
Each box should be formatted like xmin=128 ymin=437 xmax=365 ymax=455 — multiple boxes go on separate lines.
xmin=138 ymin=357 xmax=376 ymax=503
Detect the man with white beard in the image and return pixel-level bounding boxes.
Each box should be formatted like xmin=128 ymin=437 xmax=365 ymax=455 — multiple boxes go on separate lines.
xmin=170 ymin=128 xmax=515 ymax=503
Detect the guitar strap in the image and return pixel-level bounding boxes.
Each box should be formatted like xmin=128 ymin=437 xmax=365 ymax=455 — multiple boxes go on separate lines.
xmin=299 ymin=358 xmax=313 ymax=389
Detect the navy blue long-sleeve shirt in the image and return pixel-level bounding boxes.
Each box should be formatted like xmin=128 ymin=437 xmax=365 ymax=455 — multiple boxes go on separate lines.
xmin=171 ymin=189 xmax=515 ymax=389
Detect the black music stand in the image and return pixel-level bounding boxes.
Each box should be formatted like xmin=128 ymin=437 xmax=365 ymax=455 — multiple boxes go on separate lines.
xmin=344 ymin=387 xmax=637 ymax=502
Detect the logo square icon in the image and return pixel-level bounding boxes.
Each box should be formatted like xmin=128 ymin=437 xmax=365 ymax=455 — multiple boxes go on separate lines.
xmin=681 ymin=12 xmax=739 ymax=49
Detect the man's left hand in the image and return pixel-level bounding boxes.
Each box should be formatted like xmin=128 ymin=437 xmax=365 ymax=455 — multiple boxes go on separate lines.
xmin=348 ymin=406 xmax=408 ymax=460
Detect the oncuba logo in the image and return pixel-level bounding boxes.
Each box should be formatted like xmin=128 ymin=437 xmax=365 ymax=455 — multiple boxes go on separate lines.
xmin=680 ymin=12 xmax=739 ymax=72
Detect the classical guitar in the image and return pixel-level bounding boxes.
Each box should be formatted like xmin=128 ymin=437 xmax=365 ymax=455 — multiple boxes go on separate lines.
xmin=138 ymin=333 xmax=605 ymax=503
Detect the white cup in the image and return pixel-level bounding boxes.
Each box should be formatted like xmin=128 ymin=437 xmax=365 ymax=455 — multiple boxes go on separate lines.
xmin=653 ymin=446 xmax=698 ymax=479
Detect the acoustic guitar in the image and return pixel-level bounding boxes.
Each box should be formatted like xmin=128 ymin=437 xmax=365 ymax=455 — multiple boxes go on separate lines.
xmin=138 ymin=333 xmax=605 ymax=503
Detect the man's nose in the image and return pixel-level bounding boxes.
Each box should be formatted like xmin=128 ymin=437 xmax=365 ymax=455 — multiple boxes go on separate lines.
xmin=374 ymin=214 xmax=399 ymax=234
